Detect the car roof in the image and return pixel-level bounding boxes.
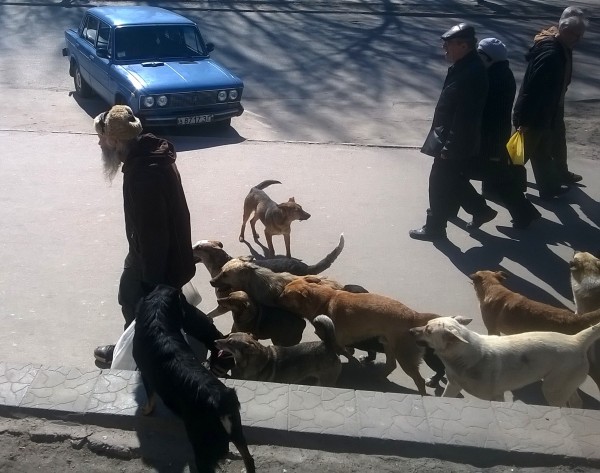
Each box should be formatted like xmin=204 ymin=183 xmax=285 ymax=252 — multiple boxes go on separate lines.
xmin=87 ymin=6 xmax=196 ymax=27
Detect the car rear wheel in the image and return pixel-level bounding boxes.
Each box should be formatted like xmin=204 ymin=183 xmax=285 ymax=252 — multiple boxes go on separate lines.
xmin=74 ymin=63 xmax=93 ymax=98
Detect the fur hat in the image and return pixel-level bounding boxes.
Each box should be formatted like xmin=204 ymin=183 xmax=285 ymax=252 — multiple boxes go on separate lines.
xmin=94 ymin=105 xmax=142 ymax=140
xmin=477 ymin=37 xmax=508 ymax=63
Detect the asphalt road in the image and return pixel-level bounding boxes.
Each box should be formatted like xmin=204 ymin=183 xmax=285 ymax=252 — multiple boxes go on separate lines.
xmin=0 ymin=0 xmax=599 ymax=438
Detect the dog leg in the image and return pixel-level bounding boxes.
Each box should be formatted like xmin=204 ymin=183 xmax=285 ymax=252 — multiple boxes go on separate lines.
xmin=250 ymin=214 xmax=261 ymax=241
xmin=239 ymin=203 xmax=253 ymax=242
xmin=265 ymin=232 xmax=276 ymax=257
xmin=284 ymin=233 xmax=291 ymax=258
xmin=542 ymin=368 xmax=587 ymax=407
xmin=442 ymin=380 xmax=462 ymax=398
xmin=394 ymin=345 xmax=427 ymax=396
xmin=229 ymin=411 xmax=256 ymax=473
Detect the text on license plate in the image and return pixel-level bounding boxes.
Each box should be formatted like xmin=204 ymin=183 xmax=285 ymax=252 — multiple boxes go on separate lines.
xmin=177 ymin=115 xmax=213 ymax=125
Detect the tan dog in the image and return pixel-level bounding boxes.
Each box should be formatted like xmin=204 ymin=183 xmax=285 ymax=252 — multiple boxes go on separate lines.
xmin=210 ymin=259 xmax=345 ymax=307
xmin=277 ymin=277 xmax=441 ymax=395
xmin=470 ymin=269 xmax=600 ymax=393
xmin=239 ymin=180 xmax=311 ymax=257
xmin=193 ymin=235 xmax=344 ymax=318
xmin=570 ymin=251 xmax=600 ymax=314
xmin=214 ymin=315 xmax=342 ymax=386
xmin=470 ymin=270 xmax=581 ymax=335
xmin=410 ymin=316 xmax=600 ymax=407
xmin=217 ymin=290 xmax=306 ymax=347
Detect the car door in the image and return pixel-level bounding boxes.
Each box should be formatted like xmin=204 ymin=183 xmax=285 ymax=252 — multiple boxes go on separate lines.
xmin=90 ymin=21 xmax=113 ymax=103
xmin=77 ymin=15 xmax=99 ymax=87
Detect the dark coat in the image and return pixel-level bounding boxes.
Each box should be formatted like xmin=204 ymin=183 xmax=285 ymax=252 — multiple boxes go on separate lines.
xmin=513 ymin=33 xmax=570 ymax=130
xmin=421 ymin=50 xmax=488 ymax=161
xmin=122 ymin=134 xmax=195 ymax=289
xmin=480 ymin=60 xmax=516 ymax=163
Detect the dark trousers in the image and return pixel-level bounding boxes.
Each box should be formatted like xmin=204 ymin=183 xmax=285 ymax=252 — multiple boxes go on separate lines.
xmin=523 ymin=128 xmax=563 ymax=194
xmin=552 ymin=107 xmax=569 ymax=177
xmin=427 ymin=157 xmax=489 ymax=230
xmin=481 ymin=161 xmax=538 ymax=222
xmin=118 ymin=252 xmax=223 ymax=353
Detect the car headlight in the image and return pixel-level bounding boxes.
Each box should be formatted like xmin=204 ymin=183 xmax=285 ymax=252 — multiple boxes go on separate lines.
xmin=157 ymin=95 xmax=168 ymax=107
xmin=217 ymin=90 xmax=227 ymax=102
xmin=228 ymin=90 xmax=238 ymax=101
xmin=143 ymin=96 xmax=155 ymax=108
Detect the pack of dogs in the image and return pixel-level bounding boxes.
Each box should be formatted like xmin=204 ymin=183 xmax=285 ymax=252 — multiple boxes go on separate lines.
xmin=129 ymin=180 xmax=600 ymax=472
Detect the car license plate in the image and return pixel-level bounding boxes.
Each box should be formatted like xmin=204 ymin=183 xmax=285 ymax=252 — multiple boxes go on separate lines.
xmin=177 ymin=115 xmax=213 ymax=125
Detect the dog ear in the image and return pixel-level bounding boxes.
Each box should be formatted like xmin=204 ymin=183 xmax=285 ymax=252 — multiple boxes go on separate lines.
xmin=304 ymin=276 xmax=321 ymax=284
xmin=468 ymin=273 xmax=477 ymax=281
xmin=496 ymin=271 xmax=507 ymax=281
xmin=446 ymin=327 xmax=469 ymax=344
xmin=452 ymin=316 xmax=472 ymax=326
xmin=288 ymin=197 xmax=295 ymax=202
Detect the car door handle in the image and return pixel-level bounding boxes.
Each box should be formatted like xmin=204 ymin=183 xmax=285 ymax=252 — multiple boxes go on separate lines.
xmin=89 ymin=54 xmax=95 ymax=61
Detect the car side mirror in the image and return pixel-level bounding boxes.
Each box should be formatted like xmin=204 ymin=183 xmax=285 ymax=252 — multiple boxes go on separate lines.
xmin=206 ymin=42 xmax=214 ymax=53
xmin=96 ymin=47 xmax=109 ymax=59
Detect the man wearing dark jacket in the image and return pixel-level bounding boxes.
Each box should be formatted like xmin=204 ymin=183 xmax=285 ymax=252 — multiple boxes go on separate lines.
xmin=477 ymin=38 xmax=541 ymax=229
xmin=410 ymin=23 xmax=496 ymax=241
xmin=92 ymin=105 xmax=223 ymax=366
xmin=512 ymin=9 xmax=587 ymax=199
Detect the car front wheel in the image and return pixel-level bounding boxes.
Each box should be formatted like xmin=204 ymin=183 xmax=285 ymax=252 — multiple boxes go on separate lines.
xmin=74 ymin=63 xmax=93 ymax=98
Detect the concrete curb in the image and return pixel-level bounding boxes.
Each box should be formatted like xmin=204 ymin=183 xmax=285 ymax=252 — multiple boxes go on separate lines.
xmin=1 ymin=361 xmax=599 ymax=468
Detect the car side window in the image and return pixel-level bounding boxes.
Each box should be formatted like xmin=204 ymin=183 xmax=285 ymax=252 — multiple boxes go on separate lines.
xmin=82 ymin=16 xmax=99 ymax=46
xmin=97 ymin=21 xmax=111 ymax=56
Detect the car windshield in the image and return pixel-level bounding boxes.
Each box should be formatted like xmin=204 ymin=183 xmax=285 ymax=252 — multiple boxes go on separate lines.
xmin=114 ymin=25 xmax=207 ymax=61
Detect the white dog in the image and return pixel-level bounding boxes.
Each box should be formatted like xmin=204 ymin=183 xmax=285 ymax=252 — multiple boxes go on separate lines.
xmin=410 ymin=316 xmax=600 ymax=407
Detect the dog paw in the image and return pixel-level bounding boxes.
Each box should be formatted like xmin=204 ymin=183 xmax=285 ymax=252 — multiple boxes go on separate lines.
xmin=141 ymin=403 xmax=154 ymax=416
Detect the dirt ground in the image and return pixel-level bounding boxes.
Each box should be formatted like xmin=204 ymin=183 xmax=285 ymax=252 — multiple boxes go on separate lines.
xmin=565 ymin=101 xmax=600 ymax=162
xmin=0 ymin=416 xmax=596 ymax=473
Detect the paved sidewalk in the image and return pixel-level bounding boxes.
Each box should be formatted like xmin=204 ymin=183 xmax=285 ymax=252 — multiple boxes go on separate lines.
xmin=1 ymin=361 xmax=599 ymax=468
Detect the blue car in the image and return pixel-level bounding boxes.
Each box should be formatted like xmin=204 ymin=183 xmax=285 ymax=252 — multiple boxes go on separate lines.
xmin=62 ymin=6 xmax=244 ymax=127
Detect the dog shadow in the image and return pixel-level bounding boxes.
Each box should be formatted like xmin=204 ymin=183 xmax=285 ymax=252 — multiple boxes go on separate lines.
xmin=129 ymin=384 xmax=196 ymax=472
xmin=511 ymin=381 xmax=600 ymax=410
xmin=335 ymin=360 xmax=423 ymax=395
xmin=241 ymin=239 xmax=283 ymax=259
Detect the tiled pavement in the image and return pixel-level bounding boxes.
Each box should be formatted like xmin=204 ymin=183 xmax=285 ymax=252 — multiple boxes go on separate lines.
xmin=1 ymin=361 xmax=599 ymax=468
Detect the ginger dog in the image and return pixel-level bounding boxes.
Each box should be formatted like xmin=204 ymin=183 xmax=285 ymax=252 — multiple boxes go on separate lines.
xmin=239 ymin=180 xmax=311 ymax=257
xmin=410 ymin=316 xmax=600 ymax=407
xmin=277 ymin=277 xmax=441 ymax=395
xmin=470 ymin=269 xmax=600 ymax=393
xmin=570 ymin=251 xmax=600 ymax=314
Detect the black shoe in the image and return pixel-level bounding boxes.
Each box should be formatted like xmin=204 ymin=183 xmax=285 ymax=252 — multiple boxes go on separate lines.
xmin=409 ymin=226 xmax=447 ymax=241
xmin=94 ymin=344 xmax=115 ymax=364
xmin=512 ymin=209 xmax=542 ymax=229
xmin=539 ymin=185 xmax=570 ymax=201
xmin=466 ymin=207 xmax=498 ymax=230
xmin=560 ymin=172 xmax=582 ymax=185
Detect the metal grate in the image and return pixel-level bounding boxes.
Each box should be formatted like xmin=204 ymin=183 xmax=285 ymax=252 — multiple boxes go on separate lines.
xmin=168 ymin=91 xmax=216 ymax=108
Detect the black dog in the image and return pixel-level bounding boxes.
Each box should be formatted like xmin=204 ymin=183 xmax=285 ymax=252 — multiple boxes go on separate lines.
xmin=132 ymin=285 xmax=255 ymax=473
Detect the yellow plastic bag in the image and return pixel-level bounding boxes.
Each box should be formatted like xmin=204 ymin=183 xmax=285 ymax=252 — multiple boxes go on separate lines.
xmin=506 ymin=130 xmax=525 ymax=165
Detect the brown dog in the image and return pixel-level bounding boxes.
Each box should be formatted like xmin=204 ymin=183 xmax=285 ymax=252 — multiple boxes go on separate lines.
xmin=239 ymin=180 xmax=311 ymax=257
xmin=570 ymin=251 xmax=600 ymax=315
xmin=193 ymin=235 xmax=345 ymax=318
xmin=210 ymin=259 xmax=345 ymax=307
xmin=217 ymin=290 xmax=306 ymax=347
xmin=214 ymin=315 xmax=342 ymax=386
xmin=277 ymin=277 xmax=441 ymax=395
xmin=470 ymin=270 xmax=600 ymax=392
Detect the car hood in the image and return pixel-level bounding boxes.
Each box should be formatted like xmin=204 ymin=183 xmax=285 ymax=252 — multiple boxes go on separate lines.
xmin=116 ymin=59 xmax=242 ymax=93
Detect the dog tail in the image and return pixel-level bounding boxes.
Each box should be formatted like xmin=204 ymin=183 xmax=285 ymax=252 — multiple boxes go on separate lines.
xmin=254 ymin=179 xmax=281 ymax=190
xmin=313 ymin=315 xmax=339 ymax=349
xmin=575 ymin=321 xmax=600 ymax=351
xmin=306 ymin=234 xmax=345 ymax=274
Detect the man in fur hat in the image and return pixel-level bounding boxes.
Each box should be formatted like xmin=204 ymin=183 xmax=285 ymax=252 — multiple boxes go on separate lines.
xmin=93 ymin=106 xmax=225 ymax=369
xmin=513 ymin=7 xmax=587 ymax=199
